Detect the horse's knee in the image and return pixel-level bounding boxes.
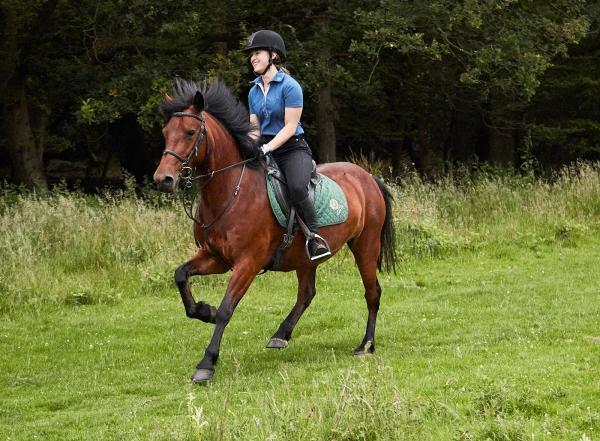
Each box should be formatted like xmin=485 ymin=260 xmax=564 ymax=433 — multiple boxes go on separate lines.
xmin=174 ymin=265 xmax=188 ymax=285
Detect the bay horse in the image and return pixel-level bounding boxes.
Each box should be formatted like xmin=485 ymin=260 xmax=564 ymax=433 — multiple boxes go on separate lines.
xmin=153 ymin=79 xmax=397 ymax=383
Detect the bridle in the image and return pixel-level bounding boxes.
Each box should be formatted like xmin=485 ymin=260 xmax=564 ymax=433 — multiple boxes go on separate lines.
xmin=162 ymin=111 xmax=207 ymax=183
xmin=162 ymin=110 xmax=255 ymax=229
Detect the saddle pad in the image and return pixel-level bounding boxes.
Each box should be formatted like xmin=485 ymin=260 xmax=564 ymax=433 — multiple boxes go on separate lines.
xmin=267 ymin=173 xmax=349 ymax=228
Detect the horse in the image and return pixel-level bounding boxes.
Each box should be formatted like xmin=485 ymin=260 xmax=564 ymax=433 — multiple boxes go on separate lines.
xmin=153 ymin=78 xmax=397 ymax=383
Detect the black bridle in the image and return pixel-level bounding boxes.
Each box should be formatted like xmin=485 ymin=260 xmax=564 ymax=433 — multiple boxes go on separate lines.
xmin=162 ymin=111 xmax=255 ymax=229
xmin=162 ymin=111 xmax=207 ymax=182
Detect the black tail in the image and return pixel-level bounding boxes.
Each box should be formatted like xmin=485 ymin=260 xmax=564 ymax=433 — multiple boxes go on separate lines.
xmin=374 ymin=177 xmax=397 ymax=273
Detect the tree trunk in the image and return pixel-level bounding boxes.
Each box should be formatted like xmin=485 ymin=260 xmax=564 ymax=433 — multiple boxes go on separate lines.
xmin=315 ymin=85 xmax=336 ymax=163
xmin=415 ymin=126 xmax=432 ymax=178
xmin=391 ymin=119 xmax=414 ymax=177
xmin=313 ymin=15 xmax=336 ymax=164
xmin=487 ymin=97 xmax=517 ymax=166
xmin=4 ymin=79 xmax=48 ymax=189
xmin=488 ymin=123 xmax=516 ymax=166
xmin=0 ymin=4 xmax=18 ymax=99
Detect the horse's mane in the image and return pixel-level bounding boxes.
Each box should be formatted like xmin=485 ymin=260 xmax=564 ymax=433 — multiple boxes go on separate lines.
xmin=159 ymin=78 xmax=257 ymax=159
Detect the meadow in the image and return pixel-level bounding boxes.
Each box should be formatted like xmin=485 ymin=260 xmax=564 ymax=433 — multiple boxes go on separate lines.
xmin=1 ymin=163 xmax=600 ymax=440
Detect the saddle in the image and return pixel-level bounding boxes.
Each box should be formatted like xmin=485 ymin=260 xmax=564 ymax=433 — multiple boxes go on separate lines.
xmin=263 ymin=155 xmax=348 ymax=271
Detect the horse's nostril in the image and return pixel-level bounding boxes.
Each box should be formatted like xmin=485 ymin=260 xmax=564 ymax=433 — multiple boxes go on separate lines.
xmin=157 ymin=175 xmax=176 ymax=192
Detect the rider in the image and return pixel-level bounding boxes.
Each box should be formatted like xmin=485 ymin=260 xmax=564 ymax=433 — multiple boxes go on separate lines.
xmin=244 ymin=30 xmax=331 ymax=261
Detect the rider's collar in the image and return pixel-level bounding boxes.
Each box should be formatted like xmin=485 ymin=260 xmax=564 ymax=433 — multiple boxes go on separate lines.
xmin=251 ymin=70 xmax=285 ymax=85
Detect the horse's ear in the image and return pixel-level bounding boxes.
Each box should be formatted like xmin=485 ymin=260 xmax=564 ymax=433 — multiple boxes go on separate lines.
xmin=193 ymin=91 xmax=204 ymax=113
xmin=164 ymin=94 xmax=173 ymax=102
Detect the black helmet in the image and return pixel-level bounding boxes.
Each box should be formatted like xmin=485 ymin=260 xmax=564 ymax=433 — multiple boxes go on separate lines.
xmin=243 ymin=30 xmax=287 ymax=60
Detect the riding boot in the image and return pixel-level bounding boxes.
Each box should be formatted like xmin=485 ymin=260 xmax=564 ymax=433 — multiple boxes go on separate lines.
xmin=295 ymin=195 xmax=332 ymax=261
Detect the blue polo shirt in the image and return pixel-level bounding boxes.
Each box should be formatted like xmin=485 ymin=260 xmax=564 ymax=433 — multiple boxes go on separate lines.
xmin=248 ymin=70 xmax=304 ymax=137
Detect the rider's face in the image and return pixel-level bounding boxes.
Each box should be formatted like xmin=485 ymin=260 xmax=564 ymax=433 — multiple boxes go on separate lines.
xmin=249 ymin=50 xmax=271 ymax=74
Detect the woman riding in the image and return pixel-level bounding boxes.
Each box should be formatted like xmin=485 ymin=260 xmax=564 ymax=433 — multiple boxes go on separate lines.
xmin=243 ymin=30 xmax=331 ymax=261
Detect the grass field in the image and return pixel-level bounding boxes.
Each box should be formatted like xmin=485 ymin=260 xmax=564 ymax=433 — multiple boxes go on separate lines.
xmin=1 ymin=164 xmax=600 ymax=440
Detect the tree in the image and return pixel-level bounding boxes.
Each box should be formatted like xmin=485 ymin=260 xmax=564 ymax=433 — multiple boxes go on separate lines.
xmin=530 ymin=3 xmax=600 ymax=167
xmin=0 ymin=0 xmax=61 ymax=189
xmin=351 ymin=0 xmax=590 ymax=173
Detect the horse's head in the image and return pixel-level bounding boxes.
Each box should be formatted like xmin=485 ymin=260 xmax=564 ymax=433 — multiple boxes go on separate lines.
xmin=153 ymin=90 xmax=206 ymax=192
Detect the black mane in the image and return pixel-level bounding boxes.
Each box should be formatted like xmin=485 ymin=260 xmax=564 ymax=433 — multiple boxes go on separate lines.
xmin=159 ymin=78 xmax=257 ymax=158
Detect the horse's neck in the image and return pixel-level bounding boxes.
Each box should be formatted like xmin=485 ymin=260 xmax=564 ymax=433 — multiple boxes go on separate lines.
xmin=198 ymin=117 xmax=261 ymax=222
xmin=204 ymin=115 xmax=243 ymax=171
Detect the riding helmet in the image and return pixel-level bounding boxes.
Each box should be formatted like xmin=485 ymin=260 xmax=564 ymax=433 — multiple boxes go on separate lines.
xmin=243 ymin=30 xmax=287 ymax=60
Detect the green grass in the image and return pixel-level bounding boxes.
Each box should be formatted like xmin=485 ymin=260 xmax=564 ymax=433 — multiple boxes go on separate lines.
xmin=1 ymin=164 xmax=600 ymax=440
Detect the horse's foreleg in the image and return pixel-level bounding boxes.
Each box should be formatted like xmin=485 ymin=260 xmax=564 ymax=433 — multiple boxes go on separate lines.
xmin=191 ymin=262 xmax=258 ymax=383
xmin=266 ymin=266 xmax=317 ymax=349
xmin=174 ymin=249 xmax=229 ymax=324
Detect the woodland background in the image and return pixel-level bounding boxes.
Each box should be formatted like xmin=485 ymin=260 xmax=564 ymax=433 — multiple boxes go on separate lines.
xmin=1 ymin=0 xmax=599 ymax=189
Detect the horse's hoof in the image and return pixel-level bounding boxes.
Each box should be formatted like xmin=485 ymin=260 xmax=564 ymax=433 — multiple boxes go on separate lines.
xmin=191 ymin=368 xmax=214 ymax=383
xmin=353 ymin=340 xmax=374 ymax=356
xmin=266 ymin=338 xmax=288 ymax=349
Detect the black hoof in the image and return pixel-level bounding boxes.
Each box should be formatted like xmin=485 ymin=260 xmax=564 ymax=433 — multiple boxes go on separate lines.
xmin=191 ymin=368 xmax=214 ymax=383
xmin=353 ymin=340 xmax=375 ymax=356
xmin=266 ymin=337 xmax=288 ymax=349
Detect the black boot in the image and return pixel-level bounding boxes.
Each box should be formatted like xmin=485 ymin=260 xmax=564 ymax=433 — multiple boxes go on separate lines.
xmin=296 ymin=196 xmax=332 ymax=261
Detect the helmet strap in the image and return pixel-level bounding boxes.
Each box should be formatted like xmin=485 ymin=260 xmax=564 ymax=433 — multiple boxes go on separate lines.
xmin=259 ymin=52 xmax=273 ymax=76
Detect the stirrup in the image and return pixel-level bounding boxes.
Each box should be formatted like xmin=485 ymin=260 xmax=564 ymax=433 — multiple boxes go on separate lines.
xmin=305 ymin=234 xmax=332 ymax=261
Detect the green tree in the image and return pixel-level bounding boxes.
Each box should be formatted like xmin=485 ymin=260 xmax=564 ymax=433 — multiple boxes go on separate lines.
xmin=352 ymin=0 xmax=590 ymax=174
xmin=531 ymin=3 xmax=600 ymax=167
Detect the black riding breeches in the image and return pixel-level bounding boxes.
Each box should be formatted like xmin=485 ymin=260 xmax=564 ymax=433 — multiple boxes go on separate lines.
xmin=262 ymin=135 xmax=313 ymax=204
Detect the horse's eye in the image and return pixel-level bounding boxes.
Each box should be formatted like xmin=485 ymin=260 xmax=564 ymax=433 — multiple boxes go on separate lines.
xmin=187 ymin=130 xmax=196 ymax=137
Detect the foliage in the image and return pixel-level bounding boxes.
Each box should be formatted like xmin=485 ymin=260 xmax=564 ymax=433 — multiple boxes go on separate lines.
xmin=531 ymin=6 xmax=600 ymax=166
xmin=0 ymin=0 xmax=598 ymax=186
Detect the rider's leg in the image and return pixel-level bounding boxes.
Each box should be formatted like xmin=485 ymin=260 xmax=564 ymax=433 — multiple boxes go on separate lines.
xmin=295 ymin=195 xmax=331 ymax=260
xmin=274 ymin=147 xmax=331 ymax=261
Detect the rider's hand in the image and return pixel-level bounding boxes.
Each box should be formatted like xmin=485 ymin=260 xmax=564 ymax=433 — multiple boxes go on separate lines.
xmin=255 ymin=144 xmax=271 ymax=159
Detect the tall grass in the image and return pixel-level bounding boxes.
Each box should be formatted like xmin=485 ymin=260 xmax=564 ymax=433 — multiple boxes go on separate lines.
xmin=0 ymin=182 xmax=189 ymax=312
xmin=392 ymin=161 xmax=600 ymax=258
xmin=1 ymin=162 xmax=600 ymax=313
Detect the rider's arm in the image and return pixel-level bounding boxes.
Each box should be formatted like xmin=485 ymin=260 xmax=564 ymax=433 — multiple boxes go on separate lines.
xmin=262 ymin=106 xmax=302 ymax=153
xmin=249 ymin=113 xmax=261 ymax=141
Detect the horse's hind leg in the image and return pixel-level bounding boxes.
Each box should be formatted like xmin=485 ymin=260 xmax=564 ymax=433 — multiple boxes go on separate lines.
xmin=349 ymin=234 xmax=382 ymax=355
xmin=174 ymin=248 xmax=229 ymax=323
xmin=266 ymin=266 xmax=317 ymax=349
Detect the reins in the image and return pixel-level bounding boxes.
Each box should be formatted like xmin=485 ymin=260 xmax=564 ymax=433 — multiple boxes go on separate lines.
xmin=164 ymin=110 xmax=255 ymax=229
xmin=179 ymin=161 xmax=250 ymax=230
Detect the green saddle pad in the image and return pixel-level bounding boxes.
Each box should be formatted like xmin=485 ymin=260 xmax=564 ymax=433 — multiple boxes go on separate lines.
xmin=267 ymin=174 xmax=349 ymax=228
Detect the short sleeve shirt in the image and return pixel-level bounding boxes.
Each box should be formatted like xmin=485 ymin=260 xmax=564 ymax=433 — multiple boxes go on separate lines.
xmin=248 ymin=70 xmax=304 ymax=137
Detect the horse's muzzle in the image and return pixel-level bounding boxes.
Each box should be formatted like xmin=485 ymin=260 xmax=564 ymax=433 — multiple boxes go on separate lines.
xmin=154 ymin=173 xmax=179 ymax=193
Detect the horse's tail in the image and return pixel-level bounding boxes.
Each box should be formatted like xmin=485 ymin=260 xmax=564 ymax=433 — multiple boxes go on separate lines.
xmin=373 ymin=177 xmax=397 ymax=273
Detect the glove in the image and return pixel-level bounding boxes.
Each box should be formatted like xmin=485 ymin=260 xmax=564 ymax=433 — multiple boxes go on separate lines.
xmin=255 ymin=144 xmax=271 ymax=160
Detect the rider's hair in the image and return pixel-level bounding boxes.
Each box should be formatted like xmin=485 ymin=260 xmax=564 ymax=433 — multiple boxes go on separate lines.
xmin=271 ymin=52 xmax=290 ymax=74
